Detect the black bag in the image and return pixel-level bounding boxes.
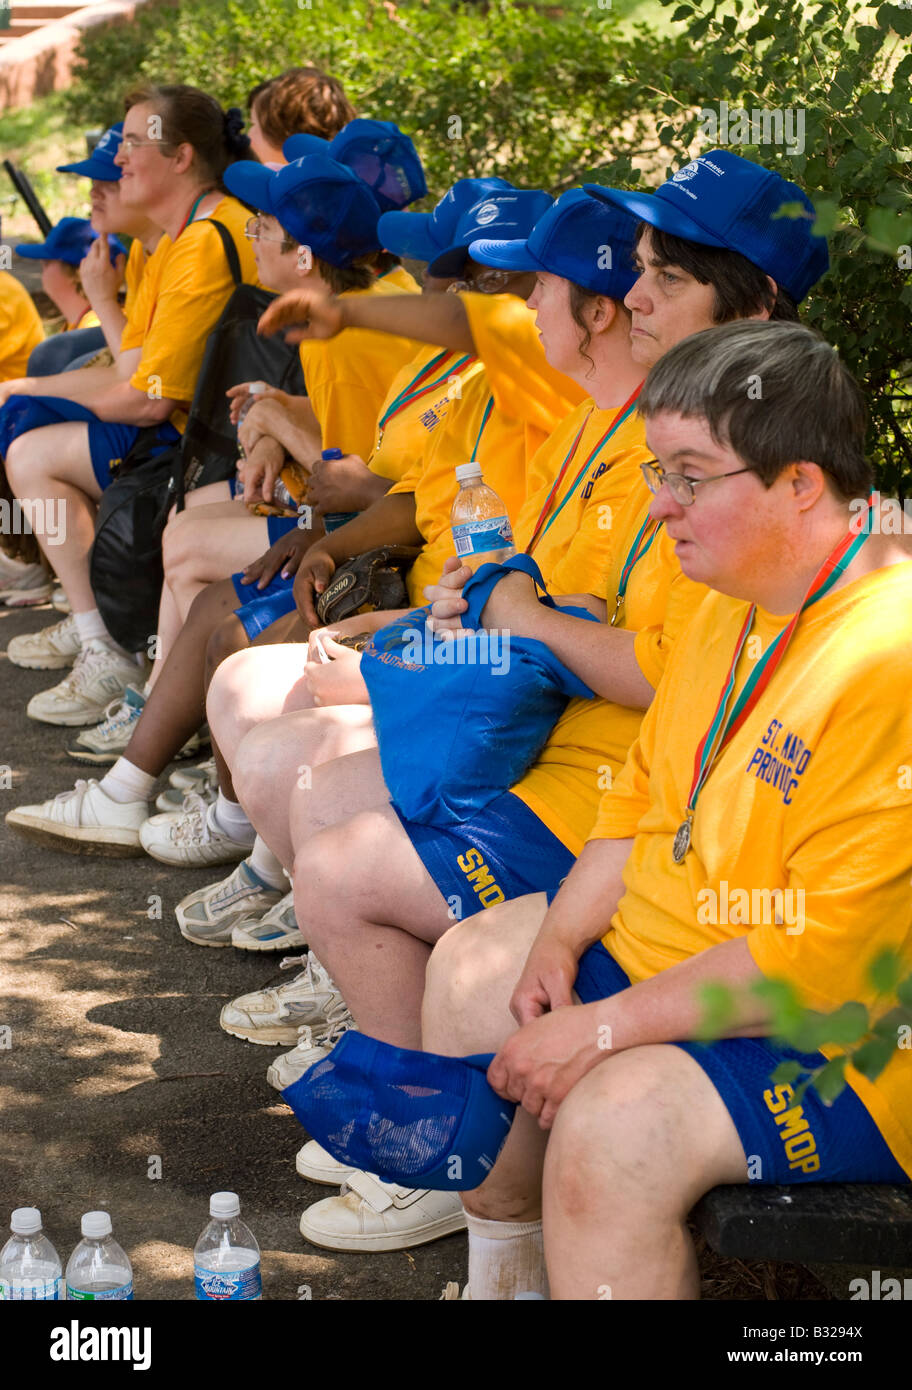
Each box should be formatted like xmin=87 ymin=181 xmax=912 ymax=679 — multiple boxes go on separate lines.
xmin=90 ymin=222 xmax=306 ymax=652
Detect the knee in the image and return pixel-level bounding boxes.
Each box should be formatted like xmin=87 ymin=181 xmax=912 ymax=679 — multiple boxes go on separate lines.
xmin=5 ymin=433 xmax=36 ymax=489
xmin=422 ymin=919 xmax=497 ymax=1049
xmin=234 ymin=723 xmax=280 ymax=809
xmin=205 ymin=613 xmax=245 ymax=678
xmin=161 ymin=510 xmax=196 ymax=578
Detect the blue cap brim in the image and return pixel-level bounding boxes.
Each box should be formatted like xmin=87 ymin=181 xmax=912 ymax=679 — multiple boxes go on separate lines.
xmin=56 ymin=158 xmax=120 ymax=181
xmin=584 ymin=183 xmax=728 ymax=250
xmin=376 ymin=208 xmax=441 ymax=264
xmin=14 ymin=243 xmax=51 ymax=259
xmin=283 ymin=133 xmax=328 ymax=161
xmin=467 ymin=237 xmax=542 ymax=273
xmin=223 ymin=161 xmax=277 ymax=215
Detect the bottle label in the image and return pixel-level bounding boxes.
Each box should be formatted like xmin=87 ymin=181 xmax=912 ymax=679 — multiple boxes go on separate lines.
xmin=67 ymin=1281 xmax=133 ymax=1300
xmin=195 ymin=1264 xmax=262 ymax=1301
xmin=0 ymin=1276 xmax=63 ymax=1300
xmin=453 ymin=516 xmax=514 ymax=558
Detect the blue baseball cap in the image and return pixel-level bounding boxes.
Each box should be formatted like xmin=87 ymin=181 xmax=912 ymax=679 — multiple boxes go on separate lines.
xmin=585 ymin=150 xmax=829 ymax=303
xmin=283 ymin=119 xmax=427 ymax=213
xmin=223 ymin=152 xmax=382 ymax=266
xmin=15 ymin=217 xmax=125 ymax=267
xmin=469 ymin=188 xmax=639 ymax=300
xmin=282 ymin=1031 xmax=516 ymax=1190
xmin=379 ymin=177 xmax=554 ymax=276
xmin=57 ymin=122 xmax=124 ymax=181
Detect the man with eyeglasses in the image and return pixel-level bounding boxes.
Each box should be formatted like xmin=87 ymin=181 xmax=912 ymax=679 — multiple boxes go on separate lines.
xmin=422 ymin=319 xmax=912 ymax=1299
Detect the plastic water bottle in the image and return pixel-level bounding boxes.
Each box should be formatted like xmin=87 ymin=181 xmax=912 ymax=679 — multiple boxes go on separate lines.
xmin=236 ymin=380 xmax=268 ymax=443
xmin=451 ymin=462 xmax=516 ymax=571
xmin=65 ymin=1211 xmax=133 ymax=1301
xmin=194 ymin=1192 xmax=261 ymax=1301
xmin=0 ymin=1208 xmax=63 ymax=1300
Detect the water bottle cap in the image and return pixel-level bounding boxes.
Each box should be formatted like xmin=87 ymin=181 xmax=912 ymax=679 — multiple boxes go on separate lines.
xmin=210 ymin=1191 xmax=240 ymax=1219
xmin=455 ymin=462 xmax=483 ymax=482
xmin=248 ymin=381 xmax=268 ymax=395
xmin=10 ymin=1207 xmax=41 ymax=1235
xmin=81 ymin=1210 xmax=112 ymax=1239
xmin=321 ymin=448 xmax=343 ymax=460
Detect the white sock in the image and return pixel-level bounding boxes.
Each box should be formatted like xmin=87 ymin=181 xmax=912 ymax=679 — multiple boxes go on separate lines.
xmin=99 ymin=758 xmax=156 ymax=805
xmin=73 ymin=608 xmax=111 ymax=646
xmin=464 ymin=1212 xmax=549 ymax=1301
xmin=247 ymin=834 xmax=287 ymax=888
xmin=213 ymin=791 xmax=255 ymax=845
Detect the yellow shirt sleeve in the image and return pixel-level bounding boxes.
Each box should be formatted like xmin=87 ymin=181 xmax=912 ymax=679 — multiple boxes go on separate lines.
xmin=120 ymin=233 xmax=170 ymax=352
xmin=122 ymin=239 xmax=147 ymax=320
xmin=0 ymin=271 xmax=44 ymax=381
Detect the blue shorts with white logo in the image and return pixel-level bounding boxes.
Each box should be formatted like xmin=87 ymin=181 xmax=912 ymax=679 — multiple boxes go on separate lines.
xmin=393 ymin=791 xmax=576 ymax=921
xmin=574 ymin=941 xmax=908 ymax=1185
xmin=231 ymin=568 xmax=296 ymax=642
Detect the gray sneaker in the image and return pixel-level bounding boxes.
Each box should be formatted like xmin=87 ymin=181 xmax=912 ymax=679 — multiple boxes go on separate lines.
xmin=176 ymin=860 xmax=285 ymax=945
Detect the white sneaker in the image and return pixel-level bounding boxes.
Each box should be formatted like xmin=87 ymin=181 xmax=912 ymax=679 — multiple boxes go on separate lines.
xmin=220 ymin=951 xmax=342 ymax=1045
xmin=26 ymin=639 xmax=139 ymax=727
xmin=175 ymin=860 xmax=284 ymax=945
xmin=7 ymin=614 xmax=79 ymax=670
xmin=140 ymin=796 xmax=252 ymax=868
xmin=299 ymin=1173 xmax=467 ymax=1252
xmin=0 ymin=561 xmax=53 ymax=607
xmin=266 ymin=997 xmax=355 ymax=1090
xmin=169 ymin=755 xmax=216 ymax=792
xmin=5 ymin=778 xmax=148 ymax=856
xmin=51 ymin=588 xmax=71 ymax=614
xmin=295 ymin=1140 xmax=357 ymax=1186
xmin=230 ymin=890 xmax=301 ymax=952
xmin=439 ymin=1283 xmax=471 ymax=1300
xmin=66 ymin=684 xmax=144 ymax=764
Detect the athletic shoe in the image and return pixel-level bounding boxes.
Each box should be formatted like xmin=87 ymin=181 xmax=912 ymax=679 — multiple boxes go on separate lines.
xmin=0 ymin=561 xmax=53 ymax=607
xmin=439 ymin=1283 xmax=471 ymax=1300
xmin=266 ymin=997 xmax=355 ymax=1090
xmin=26 ymin=639 xmax=139 ymax=727
xmin=5 ymin=778 xmax=148 ymax=856
xmin=230 ymin=890 xmax=301 ymax=952
xmin=65 ymin=684 xmax=144 ymax=764
xmin=7 ymin=614 xmax=79 ymax=670
xmin=155 ymin=781 xmax=215 ymax=813
xmin=140 ymin=796 xmax=252 ymax=868
xmin=169 ymin=755 xmax=217 ymax=792
xmin=219 ymin=951 xmax=342 ymax=1045
xmin=176 ymin=859 xmax=284 ymax=945
xmin=51 ymin=588 xmax=70 ymax=614
xmin=295 ymin=1140 xmax=357 ymax=1186
xmin=299 ymin=1175 xmax=466 ymax=1252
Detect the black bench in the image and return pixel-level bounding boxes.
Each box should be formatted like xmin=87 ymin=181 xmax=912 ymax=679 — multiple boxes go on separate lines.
xmin=693 ymin=1183 xmax=912 ymax=1266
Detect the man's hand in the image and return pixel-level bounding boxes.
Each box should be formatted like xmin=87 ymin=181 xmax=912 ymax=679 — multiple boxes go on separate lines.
xmin=80 ymin=235 xmax=125 ymax=308
xmin=258 ymin=288 xmax=346 ymax=345
xmin=239 ymin=435 xmax=287 ymax=506
xmin=226 ymin=382 xmax=290 ymax=427
xmin=304 ymin=632 xmax=369 ymax=705
xmin=239 ymin=526 xmax=314 ymax=590
xmin=510 ymin=929 xmax=581 ymax=1025
xmin=425 ymin=555 xmax=473 ymax=634
xmin=488 ymin=1003 xmax=607 ymax=1129
xmin=479 ymin=569 xmax=540 ymax=630
xmin=306 ymin=453 xmax=381 ymax=515
xmin=293 ymin=546 xmax=337 ymax=627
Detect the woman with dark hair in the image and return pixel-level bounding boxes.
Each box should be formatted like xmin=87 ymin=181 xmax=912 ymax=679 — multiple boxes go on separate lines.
xmin=0 ymin=84 xmax=260 ymax=727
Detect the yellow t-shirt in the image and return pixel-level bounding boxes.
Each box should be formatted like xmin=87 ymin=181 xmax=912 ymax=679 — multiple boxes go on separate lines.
xmin=129 ymin=195 xmax=260 ymax=428
xmin=71 ymin=307 xmax=101 ymax=331
xmin=377 ymin=264 xmax=421 ymax=294
xmin=122 ymin=238 xmax=147 ymax=320
xmin=0 ymin=271 xmax=43 ymax=381
xmin=296 ymin=279 xmax=428 ymax=460
xmin=513 ymin=469 xmax=708 ymax=852
xmin=513 ymin=399 xmax=651 ymax=599
xmin=591 ymin=563 xmax=912 ymax=1179
xmin=368 ymin=345 xmax=485 ymax=485
xmin=119 ymin=234 xmax=171 ymax=352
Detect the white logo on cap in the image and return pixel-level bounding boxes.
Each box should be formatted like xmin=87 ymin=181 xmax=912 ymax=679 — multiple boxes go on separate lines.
xmin=474 ymin=202 xmax=500 ymax=225
xmin=672 ymin=161 xmax=701 ymax=183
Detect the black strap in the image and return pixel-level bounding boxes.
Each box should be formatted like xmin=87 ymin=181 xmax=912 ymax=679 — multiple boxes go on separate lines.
xmin=207 ymin=217 xmax=243 ymax=287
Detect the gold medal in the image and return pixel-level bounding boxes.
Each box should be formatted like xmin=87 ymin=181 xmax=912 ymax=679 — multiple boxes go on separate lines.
xmin=672 ymin=815 xmax=693 ymax=864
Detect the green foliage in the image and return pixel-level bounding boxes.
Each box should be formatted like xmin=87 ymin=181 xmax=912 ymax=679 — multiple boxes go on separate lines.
xmin=64 ymin=0 xmax=911 ymax=482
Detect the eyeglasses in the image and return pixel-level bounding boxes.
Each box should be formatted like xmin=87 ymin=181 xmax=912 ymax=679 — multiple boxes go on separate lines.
xmin=640 ymin=459 xmax=753 ymax=507
xmin=244 ymin=216 xmax=294 ymax=248
xmin=447 ymin=267 xmax=514 ymax=295
xmin=119 ymin=137 xmax=174 ymax=156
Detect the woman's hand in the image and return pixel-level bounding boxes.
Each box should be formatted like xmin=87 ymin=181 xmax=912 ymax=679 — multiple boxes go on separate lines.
xmin=238 ymin=525 xmax=314 ymax=590
xmin=258 ymin=288 xmax=345 ymax=345
xmin=304 ymin=633 xmax=369 ymax=705
xmin=225 ymin=382 xmax=290 ymax=427
xmin=479 ymin=568 xmax=540 ymax=631
xmin=79 ymin=235 xmax=125 ymax=308
xmin=293 ymin=546 xmax=337 ymax=627
xmin=424 ymin=555 xmax=473 ymax=634
xmin=509 ymin=928 xmax=581 ymax=1025
xmin=488 ymin=1003 xmax=607 ymax=1129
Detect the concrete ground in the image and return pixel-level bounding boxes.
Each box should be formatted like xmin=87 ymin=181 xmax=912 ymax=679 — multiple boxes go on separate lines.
xmin=0 ymin=598 xmax=468 ymax=1300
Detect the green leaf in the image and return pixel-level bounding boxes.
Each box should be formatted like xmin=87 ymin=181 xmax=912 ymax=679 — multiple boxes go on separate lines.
xmin=670 ymin=4 xmax=694 ymax=20
xmin=817 ymin=1001 xmax=870 ymax=1046
xmin=811 ymin=1055 xmax=848 ymax=1106
xmin=771 ymin=1059 xmax=805 ymax=1086
xmin=896 ymin=974 xmax=912 ymax=1010
xmin=696 ymin=982 xmax=736 ymax=1040
xmin=849 ymin=1036 xmax=896 ymax=1081
xmin=868 ymin=948 xmax=904 ymax=994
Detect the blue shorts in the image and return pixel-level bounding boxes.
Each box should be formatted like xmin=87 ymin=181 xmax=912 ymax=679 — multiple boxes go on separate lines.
xmin=266 ymin=513 xmax=300 ymax=546
xmin=393 ymin=791 xmax=576 ymax=921
xmin=231 ymin=568 xmax=296 ymax=642
xmin=575 ymin=942 xmax=908 ymax=1186
xmin=88 ymin=420 xmax=181 ymax=490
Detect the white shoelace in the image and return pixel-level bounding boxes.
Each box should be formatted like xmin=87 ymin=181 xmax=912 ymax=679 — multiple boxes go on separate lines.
xmin=95 ymin=696 xmax=141 ymax=736
xmin=170 ymin=792 xmax=212 ymax=846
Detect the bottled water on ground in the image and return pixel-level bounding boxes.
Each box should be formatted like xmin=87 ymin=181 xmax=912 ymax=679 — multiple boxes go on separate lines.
xmin=65 ymin=1212 xmax=133 ymax=1301
xmin=451 ymin=462 xmax=516 ymax=572
xmin=194 ymin=1192 xmax=262 ymax=1301
xmin=0 ymin=1208 xmax=63 ymax=1300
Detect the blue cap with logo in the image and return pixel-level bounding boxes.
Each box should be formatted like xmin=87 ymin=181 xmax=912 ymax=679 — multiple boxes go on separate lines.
xmin=15 ymin=217 xmax=125 ymax=266
xmin=585 ymin=149 xmax=829 ymax=303
xmin=378 ymin=177 xmax=554 ymax=277
xmin=469 ymin=187 xmax=639 ymax=300
xmin=283 ymin=119 xmax=427 ymax=213
xmin=57 ymin=123 xmax=124 ymax=182
xmin=223 ymin=152 xmax=382 ymax=266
